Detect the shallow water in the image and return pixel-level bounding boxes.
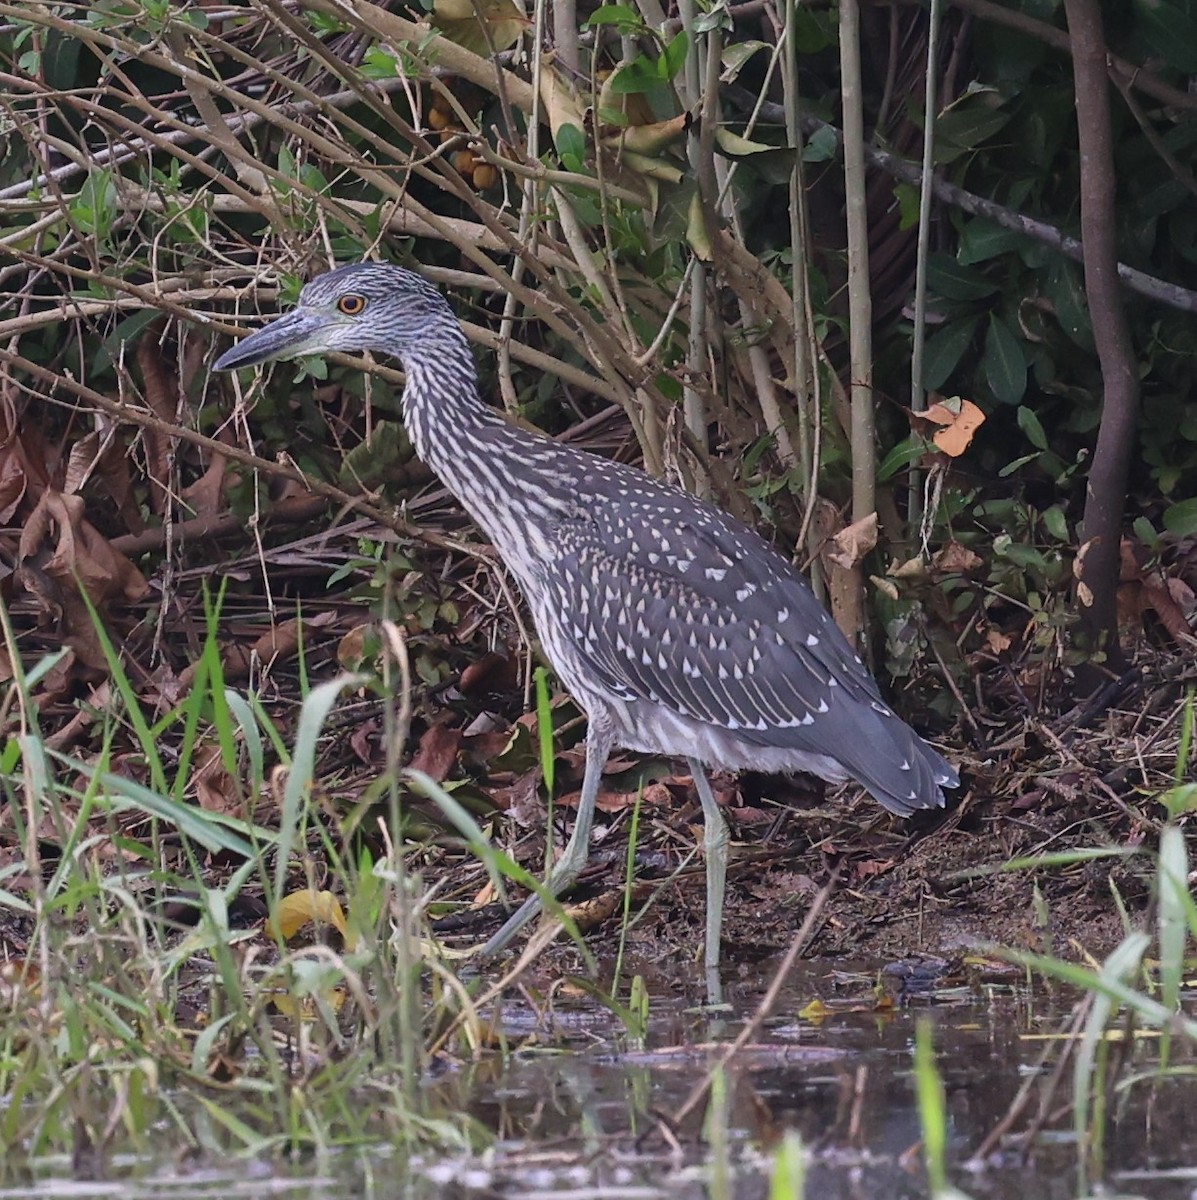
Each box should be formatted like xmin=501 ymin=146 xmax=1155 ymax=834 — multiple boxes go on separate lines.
xmin=5 ymin=957 xmax=1194 ymax=1200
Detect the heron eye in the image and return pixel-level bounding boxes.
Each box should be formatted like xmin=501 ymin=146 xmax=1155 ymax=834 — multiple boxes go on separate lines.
xmin=337 ymin=293 xmax=367 ymax=316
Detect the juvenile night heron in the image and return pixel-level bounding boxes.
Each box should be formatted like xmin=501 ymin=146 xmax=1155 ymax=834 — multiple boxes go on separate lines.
xmin=215 ymin=262 xmax=958 ymax=972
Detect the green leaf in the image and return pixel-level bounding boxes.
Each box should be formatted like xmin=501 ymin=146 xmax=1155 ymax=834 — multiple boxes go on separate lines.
xmin=659 ymin=31 xmax=689 ymax=82
xmin=802 ymin=124 xmax=838 ymax=163
xmin=584 ymin=3 xmax=641 ymax=26
xmin=1134 ymin=0 xmax=1197 ymax=72
xmin=1016 ymin=405 xmax=1048 ymax=451
xmin=1047 ymin=260 xmax=1093 ymax=349
xmin=983 ymin=315 xmax=1027 ymax=406
xmin=791 ymin=6 xmax=834 ymax=52
xmin=926 ymin=253 xmax=998 ymax=301
xmin=1041 ymin=505 xmax=1069 ymax=542
xmin=1162 ymin=497 xmax=1197 ymax=536
xmin=958 ymin=219 xmax=1029 ymax=265
xmin=720 ymin=40 xmax=769 ymax=83
xmin=877 ymin=437 xmax=926 ymax=483
xmin=1132 ymin=516 xmax=1159 ymax=548
xmin=920 ymin=315 xmax=980 ymax=391
xmin=556 ymin=122 xmax=586 ymax=172
xmin=994 ymin=535 xmax=1047 ymax=569
xmin=70 ymin=169 xmax=116 ymax=239
xmin=607 ymin=57 xmax=662 ymax=95
xmin=894 ymin=181 xmax=920 ymax=229
xmin=94 ymin=308 xmax=164 ymax=372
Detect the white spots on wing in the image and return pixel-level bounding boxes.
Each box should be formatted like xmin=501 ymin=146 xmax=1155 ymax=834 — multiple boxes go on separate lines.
xmin=777 ymin=713 xmax=814 ymax=729
xmin=806 ymin=633 xmax=819 ymax=647
xmin=777 ymin=607 xmax=789 ymax=623
xmin=735 ymin=582 xmax=756 ymax=601
xmin=872 ymin=701 xmax=893 ymax=717
xmin=705 ymin=567 xmax=727 ymax=582
xmin=815 ymin=699 xmax=829 ymax=713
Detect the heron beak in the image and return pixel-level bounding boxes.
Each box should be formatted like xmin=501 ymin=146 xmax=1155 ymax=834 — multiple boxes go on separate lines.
xmin=213 ymin=308 xmax=337 ymax=371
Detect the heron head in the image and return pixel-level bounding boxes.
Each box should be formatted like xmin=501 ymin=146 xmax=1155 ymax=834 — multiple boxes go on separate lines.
xmin=213 ymin=262 xmax=451 ymax=371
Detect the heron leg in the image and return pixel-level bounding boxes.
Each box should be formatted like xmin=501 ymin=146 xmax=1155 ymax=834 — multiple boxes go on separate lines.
xmin=687 ymin=760 xmax=729 ymax=984
xmin=478 ymin=718 xmax=615 ymax=959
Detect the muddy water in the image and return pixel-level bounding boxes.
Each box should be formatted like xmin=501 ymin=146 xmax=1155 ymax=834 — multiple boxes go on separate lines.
xmin=416 ymin=957 xmax=1195 ymax=1200
xmin=5 ymin=958 xmax=1193 ymax=1200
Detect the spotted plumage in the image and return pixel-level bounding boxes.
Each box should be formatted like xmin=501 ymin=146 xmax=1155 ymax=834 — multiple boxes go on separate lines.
xmin=215 ymin=261 xmax=959 ymax=976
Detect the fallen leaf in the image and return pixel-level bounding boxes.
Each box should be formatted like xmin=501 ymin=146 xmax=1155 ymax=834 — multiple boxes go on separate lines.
xmin=269 ymin=889 xmax=355 ymax=949
xmin=408 ymin=722 xmax=463 ymax=783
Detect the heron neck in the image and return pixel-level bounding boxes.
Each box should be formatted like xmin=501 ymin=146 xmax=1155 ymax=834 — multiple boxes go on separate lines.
xmin=400 ymin=336 xmax=496 ymax=456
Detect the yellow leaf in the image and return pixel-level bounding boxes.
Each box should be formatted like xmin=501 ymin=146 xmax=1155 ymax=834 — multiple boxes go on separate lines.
xmin=601 ymin=113 xmax=690 ymax=156
xmin=431 ymin=0 xmax=529 ymax=55
xmin=270 ymin=889 xmax=353 ymax=948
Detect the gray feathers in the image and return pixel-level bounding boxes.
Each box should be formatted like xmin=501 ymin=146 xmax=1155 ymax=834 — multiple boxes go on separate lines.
xmin=221 ymin=262 xmax=958 ymax=817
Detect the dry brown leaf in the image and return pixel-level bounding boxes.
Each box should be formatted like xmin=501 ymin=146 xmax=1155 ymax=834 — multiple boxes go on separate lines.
xmin=932 ymin=540 xmax=983 ymax=573
xmin=135 ymin=331 xmax=176 ymax=517
xmin=825 ymin=512 xmax=878 ymax=571
xmin=408 ymin=722 xmax=463 ymax=783
xmin=0 ymin=440 xmax=29 ymax=523
xmin=181 ymin=451 xmax=229 ymax=519
xmin=985 ymin=628 xmax=1013 ymax=654
xmin=253 ymin=612 xmax=338 ymax=665
xmin=16 ymin=490 xmax=149 ymax=669
xmin=194 ymin=743 xmax=243 ymax=817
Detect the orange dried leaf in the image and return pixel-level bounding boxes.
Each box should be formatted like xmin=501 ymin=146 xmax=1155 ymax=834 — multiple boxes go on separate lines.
xmin=923 ymin=397 xmax=986 ymax=457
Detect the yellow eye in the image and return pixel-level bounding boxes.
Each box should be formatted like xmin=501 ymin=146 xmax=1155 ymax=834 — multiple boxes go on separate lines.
xmin=337 ymin=293 xmax=367 ymax=316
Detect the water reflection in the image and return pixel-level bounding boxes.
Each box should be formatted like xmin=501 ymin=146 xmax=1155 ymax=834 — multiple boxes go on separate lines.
xmin=4 ymin=957 xmax=1192 ymax=1200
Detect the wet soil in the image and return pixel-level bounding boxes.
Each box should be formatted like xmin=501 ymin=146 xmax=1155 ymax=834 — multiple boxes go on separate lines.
xmin=437 ymin=716 xmax=1161 ymax=976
